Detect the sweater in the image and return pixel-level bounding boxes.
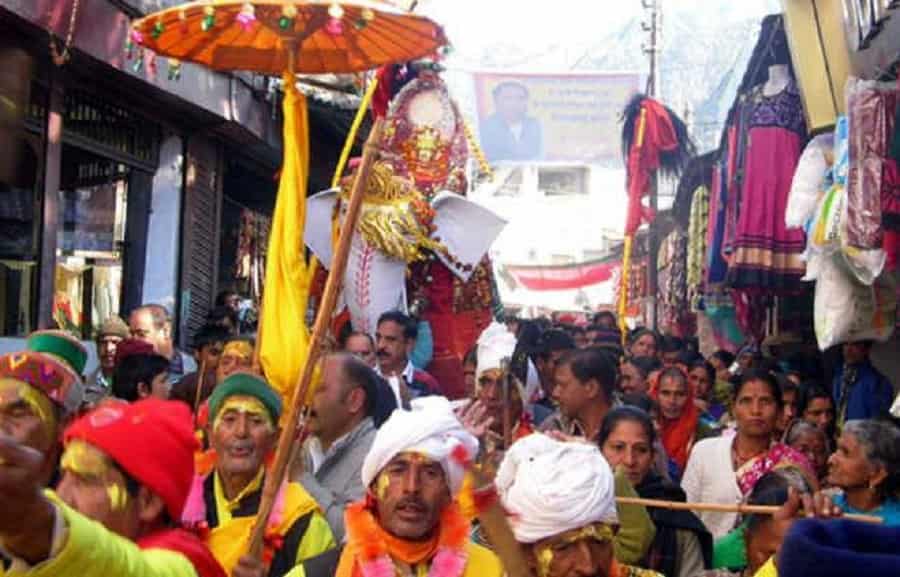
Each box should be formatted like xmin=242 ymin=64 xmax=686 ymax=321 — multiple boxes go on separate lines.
xmin=681 ymin=436 xmax=742 ymax=541
xmin=294 ymin=418 xmax=377 ymax=543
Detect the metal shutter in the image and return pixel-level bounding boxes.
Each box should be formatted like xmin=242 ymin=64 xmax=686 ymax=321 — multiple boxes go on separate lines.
xmin=179 ymin=136 xmax=221 ymax=349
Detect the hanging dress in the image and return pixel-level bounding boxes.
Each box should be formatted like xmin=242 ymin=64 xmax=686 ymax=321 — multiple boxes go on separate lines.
xmin=726 ymin=82 xmax=807 ymax=292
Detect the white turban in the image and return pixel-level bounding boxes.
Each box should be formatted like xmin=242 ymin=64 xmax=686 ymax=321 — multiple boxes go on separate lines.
xmin=496 ymin=433 xmax=618 ymax=544
xmin=476 ymin=322 xmax=517 ymax=382
xmin=361 ymin=396 xmax=478 ymax=495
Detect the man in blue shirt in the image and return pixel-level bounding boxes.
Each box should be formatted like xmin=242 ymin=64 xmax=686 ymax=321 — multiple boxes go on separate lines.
xmin=832 ymin=340 xmax=894 ymax=428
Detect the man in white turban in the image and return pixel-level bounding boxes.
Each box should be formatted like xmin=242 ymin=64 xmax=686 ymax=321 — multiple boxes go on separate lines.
xmin=474 ymin=323 xmax=533 ymax=450
xmin=496 ymin=434 xmax=662 ymax=577
xmin=328 ymin=396 xmax=504 ymax=577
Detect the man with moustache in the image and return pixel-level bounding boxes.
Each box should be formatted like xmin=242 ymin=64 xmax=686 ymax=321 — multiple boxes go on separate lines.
xmin=375 ymin=311 xmax=440 ymax=406
xmin=306 ymin=396 xmax=503 ymax=577
xmin=474 ymin=323 xmax=534 ymax=452
xmin=181 ymin=372 xmax=334 ymax=577
xmin=84 ymin=316 xmax=130 ymax=406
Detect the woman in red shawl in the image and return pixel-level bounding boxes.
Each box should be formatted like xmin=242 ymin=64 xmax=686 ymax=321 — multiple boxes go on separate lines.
xmin=651 ymin=367 xmax=716 ymax=481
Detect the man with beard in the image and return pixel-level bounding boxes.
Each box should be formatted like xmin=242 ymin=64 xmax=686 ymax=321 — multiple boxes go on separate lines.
xmin=321 ymin=396 xmax=503 ymax=577
xmin=375 ymin=311 xmax=440 ymax=406
xmin=181 ymin=372 xmax=334 ymax=577
xmin=496 ymin=434 xmax=662 ymax=577
xmin=291 ymin=353 xmax=395 ymax=542
xmin=0 ymin=398 xmax=225 ymax=577
xmin=474 ymin=323 xmax=534 ymax=453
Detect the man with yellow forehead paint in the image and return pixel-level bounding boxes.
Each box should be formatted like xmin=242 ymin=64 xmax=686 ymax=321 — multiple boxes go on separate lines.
xmin=181 ymin=372 xmax=335 ymax=577
xmin=0 ymin=397 xmax=226 ymax=577
xmin=216 ymin=338 xmax=255 ymax=385
xmin=312 ymin=396 xmax=503 ymax=577
xmin=496 ymin=434 xmax=662 ymax=577
xmin=0 ymin=350 xmax=81 ymax=482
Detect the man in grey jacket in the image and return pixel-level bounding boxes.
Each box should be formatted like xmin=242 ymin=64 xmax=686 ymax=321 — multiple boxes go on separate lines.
xmin=291 ymin=352 xmax=396 ymax=542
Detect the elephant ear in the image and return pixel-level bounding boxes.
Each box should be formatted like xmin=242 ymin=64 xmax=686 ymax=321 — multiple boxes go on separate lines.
xmin=431 ymin=191 xmax=507 ymax=282
xmin=304 ymin=187 xmax=339 ymax=268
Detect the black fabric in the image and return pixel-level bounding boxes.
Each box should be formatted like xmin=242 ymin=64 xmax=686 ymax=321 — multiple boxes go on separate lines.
xmin=202 ymin=473 xmax=317 ymax=577
xmin=203 ymin=473 xmax=219 ymax=528
xmin=636 ymin=472 xmax=713 ymax=576
xmin=267 ymin=512 xmax=314 ymax=577
xmin=300 ymin=547 xmax=344 ymax=577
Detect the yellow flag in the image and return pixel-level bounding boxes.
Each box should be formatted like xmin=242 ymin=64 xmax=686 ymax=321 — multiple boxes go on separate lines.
xmin=259 ymin=73 xmax=314 ymax=402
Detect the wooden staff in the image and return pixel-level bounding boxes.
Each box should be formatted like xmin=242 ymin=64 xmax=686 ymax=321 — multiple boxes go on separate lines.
xmin=615 ymin=496 xmax=884 ymax=524
xmin=469 ymin=467 xmax=534 ymax=577
xmin=246 ymin=115 xmax=385 ymax=559
xmin=192 ymin=358 xmax=207 ymax=418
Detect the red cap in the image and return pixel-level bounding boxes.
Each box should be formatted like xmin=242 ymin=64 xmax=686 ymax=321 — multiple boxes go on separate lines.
xmin=64 ymin=398 xmax=198 ymax=519
xmin=114 ymin=338 xmax=157 ymax=366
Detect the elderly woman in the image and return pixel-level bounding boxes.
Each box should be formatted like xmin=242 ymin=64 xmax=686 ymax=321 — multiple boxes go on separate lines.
xmin=600 ymin=407 xmax=712 ymax=577
xmin=681 ymin=370 xmax=816 ymax=540
xmin=785 ymin=421 xmax=830 ymax=482
xmin=827 ymin=419 xmax=900 ymax=525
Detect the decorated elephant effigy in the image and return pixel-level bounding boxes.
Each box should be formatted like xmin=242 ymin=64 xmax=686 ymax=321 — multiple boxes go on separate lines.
xmin=305 ymin=69 xmax=504 ymax=398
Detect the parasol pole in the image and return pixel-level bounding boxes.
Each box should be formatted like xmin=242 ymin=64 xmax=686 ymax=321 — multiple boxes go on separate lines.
xmin=247 ymin=43 xmax=385 ymax=557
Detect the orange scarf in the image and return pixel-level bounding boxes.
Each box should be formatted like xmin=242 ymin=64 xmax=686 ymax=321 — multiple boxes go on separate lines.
xmin=337 ymin=501 xmax=470 ymax=577
xmin=650 ymin=371 xmax=700 ymax=472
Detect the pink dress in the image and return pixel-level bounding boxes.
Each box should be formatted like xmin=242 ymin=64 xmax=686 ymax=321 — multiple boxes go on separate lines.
xmin=726 ymin=83 xmax=807 ymax=292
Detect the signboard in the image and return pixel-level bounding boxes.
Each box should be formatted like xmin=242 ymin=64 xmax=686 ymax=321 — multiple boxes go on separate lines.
xmin=473 ymin=72 xmax=641 ymax=165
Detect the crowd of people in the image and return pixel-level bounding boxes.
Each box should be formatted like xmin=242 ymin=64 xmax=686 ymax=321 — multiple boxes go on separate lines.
xmin=0 ymin=295 xmax=899 ymax=577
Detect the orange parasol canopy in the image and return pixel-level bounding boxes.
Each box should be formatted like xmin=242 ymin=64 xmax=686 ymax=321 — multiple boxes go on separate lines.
xmin=131 ymin=0 xmax=447 ymax=75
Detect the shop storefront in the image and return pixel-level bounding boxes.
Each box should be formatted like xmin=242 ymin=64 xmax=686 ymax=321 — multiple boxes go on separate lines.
xmin=0 ymin=0 xmax=281 ymax=357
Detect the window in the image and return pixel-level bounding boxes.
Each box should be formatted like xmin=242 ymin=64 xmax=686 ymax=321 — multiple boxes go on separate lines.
xmin=54 ymin=147 xmax=128 ymax=338
xmin=539 ymin=167 xmax=589 ymax=196
xmin=494 ymin=168 xmax=523 ymax=197
xmin=0 ymin=66 xmax=44 ymax=336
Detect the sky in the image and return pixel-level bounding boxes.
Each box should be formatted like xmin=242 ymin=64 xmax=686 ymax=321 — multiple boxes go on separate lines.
xmin=418 ymin=0 xmax=782 ymax=64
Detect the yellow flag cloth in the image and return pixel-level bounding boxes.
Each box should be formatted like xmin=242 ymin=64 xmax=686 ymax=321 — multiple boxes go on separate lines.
xmin=259 ymin=73 xmax=314 ymax=402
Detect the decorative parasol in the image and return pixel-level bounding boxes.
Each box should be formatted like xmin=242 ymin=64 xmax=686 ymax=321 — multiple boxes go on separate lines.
xmin=132 ymin=0 xmax=448 ymax=564
xmin=130 ymin=0 xmax=447 ymax=75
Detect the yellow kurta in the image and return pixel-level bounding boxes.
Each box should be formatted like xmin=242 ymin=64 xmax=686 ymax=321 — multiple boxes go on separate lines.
xmin=206 ymin=472 xmax=334 ymax=575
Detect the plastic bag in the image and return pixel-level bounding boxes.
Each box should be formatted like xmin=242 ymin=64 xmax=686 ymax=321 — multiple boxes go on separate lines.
xmin=814 ymin=254 xmax=897 ymax=351
xmin=786 ymin=133 xmax=834 ymax=229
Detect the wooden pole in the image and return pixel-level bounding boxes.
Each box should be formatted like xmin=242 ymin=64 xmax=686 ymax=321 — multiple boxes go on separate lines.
xmin=192 ymin=358 xmax=207 ymax=417
xmin=246 ymin=114 xmax=385 ymax=559
xmin=615 ymin=496 xmax=884 ymax=524
xmin=469 ymin=468 xmax=534 ymax=577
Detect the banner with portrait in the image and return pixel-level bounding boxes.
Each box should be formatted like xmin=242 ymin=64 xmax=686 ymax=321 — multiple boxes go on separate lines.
xmin=472 ymin=72 xmax=641 ymax=165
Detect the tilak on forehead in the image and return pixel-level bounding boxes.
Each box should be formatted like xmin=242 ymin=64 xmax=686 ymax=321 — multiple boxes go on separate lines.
xmin=535 ymin=523 xmax=616 ymax=577
xmin=0 ymin=377 xmax=57 ymax=436
xmin=0 ymin=350 xmax=82 ymax=436
xmin=212 ymin=395 xmax=274 ymax=432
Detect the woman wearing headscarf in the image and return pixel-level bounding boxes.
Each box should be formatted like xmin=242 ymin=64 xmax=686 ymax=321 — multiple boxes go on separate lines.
xmin=650 ymin=367 xmax=715 ymax=481
xmin=600 ymin=407 xmax=712 ymax=577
